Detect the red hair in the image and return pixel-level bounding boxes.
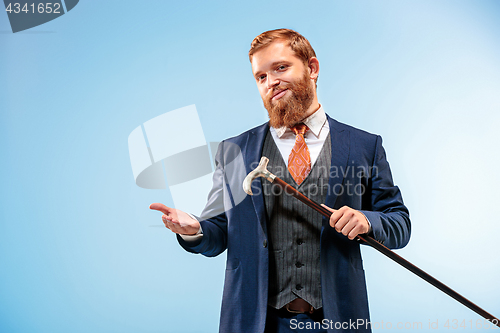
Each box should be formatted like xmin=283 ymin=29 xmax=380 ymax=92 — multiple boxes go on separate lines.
xmin=248 ymin=28 xmax=317 ymax=65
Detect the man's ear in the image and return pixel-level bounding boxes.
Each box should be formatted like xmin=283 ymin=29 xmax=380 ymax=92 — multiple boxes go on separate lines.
xmin=308 ymin=57 xmax=320 ymax=81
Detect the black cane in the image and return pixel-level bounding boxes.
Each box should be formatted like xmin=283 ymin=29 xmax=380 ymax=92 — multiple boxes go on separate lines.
xmin=242 ymin=156 xmax=500 ymax=327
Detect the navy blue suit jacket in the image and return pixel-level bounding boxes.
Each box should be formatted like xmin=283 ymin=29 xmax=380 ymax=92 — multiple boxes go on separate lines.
xmin=178 ymin=115 xmax=411 ymax=333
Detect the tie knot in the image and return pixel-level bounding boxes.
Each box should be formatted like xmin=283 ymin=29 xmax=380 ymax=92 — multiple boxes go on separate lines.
xmin=291 ymin=123 xmax=308 ymax=136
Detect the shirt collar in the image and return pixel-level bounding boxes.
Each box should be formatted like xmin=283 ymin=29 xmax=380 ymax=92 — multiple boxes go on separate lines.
xmin=274 ymin=105 xmax=327 ymax=138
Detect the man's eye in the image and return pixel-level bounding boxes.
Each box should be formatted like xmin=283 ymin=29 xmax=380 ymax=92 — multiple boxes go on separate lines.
xmin=258 ymin=75 xmax=266 ymax=81
xmin=278 ymin=65 xmax=287 ymax=70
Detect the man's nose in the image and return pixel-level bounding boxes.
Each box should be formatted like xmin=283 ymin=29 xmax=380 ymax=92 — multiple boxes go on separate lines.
xmin=266 ymin=73 xmax=280 ymax=89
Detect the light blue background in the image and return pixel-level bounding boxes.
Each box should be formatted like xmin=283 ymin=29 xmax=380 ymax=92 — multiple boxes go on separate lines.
xmin=1 ymin=0 xmax=500 ymax=332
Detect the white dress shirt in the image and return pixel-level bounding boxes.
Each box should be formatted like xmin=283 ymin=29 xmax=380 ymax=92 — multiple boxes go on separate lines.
xmin=270 ymin=105 xmax=329 ymax=167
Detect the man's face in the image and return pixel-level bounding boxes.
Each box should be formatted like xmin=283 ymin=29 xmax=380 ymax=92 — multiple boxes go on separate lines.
xmin=251 ymin=41 xmax=315 ymax=128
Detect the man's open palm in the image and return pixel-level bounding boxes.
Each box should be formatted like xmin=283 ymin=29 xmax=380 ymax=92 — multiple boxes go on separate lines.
xmin=149 ymin=203 xmax=200 ymax=235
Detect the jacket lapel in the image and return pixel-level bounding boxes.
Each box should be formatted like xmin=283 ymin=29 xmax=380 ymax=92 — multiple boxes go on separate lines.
xmin=325 ymin=116 xmax=350 ymax=209
xmin=245 ymin=123 xmax=270 ymax=237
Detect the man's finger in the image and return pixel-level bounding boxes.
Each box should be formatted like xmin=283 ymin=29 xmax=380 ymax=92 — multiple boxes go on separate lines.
xmin=164 ymin=217 xmax=178 ymax=231
xmin=320 ymin=204 xmax=336 ymax=214
xmin=336 ymin=214 xmax=352 ymax=234
xmin=162 ymin=216 xmax=171 ymax=229
xmin=162 ymin=214 xmax=172 ymax=223
xmin=321 ymin=204 xmax=339 ymax=227
xmin=348 ymin=224 xmax=362 ymax=240
xmin=150 ymin=203 xmax=173 ymax=215
xmin=164 ymin=218 xmax=186 ymax=234
xmin=328 ymin=209 xmax=345 ymax=228
xmin=340 ymin=219 xmax=357 ymax=236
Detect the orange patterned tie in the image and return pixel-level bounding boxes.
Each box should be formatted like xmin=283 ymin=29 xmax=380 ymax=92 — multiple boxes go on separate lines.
xmin=288 ymin=124 xmax=311 ymax=185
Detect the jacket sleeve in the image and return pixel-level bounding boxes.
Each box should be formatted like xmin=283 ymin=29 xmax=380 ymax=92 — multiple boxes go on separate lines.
xmin=177 ymin=141 xmax=229 ymax=257
xmin=360 ymin=135 xmax=411 ymax=249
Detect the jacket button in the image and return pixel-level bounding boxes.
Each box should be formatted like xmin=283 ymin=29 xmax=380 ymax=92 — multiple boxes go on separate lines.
xmin=296 ymin=239 xmax=304 ymax=245
xmin=296 ymin=284 xmax=303 ymax=290
xmin=295 ymin=262 xmax=303 ymax=268
xmin=263 ymin=239 xmax=268 ymax=248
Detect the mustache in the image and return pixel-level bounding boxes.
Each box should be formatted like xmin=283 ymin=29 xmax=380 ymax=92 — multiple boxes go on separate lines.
xmin=266 ymin=84 xmax=290 ymax=100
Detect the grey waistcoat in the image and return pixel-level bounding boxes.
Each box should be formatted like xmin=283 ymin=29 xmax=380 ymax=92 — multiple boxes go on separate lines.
xmin=262 ymin=130 xmax=331 ymax=309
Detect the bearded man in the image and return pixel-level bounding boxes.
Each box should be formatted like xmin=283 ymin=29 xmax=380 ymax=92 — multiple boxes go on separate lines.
xmin=150 ymin=29 xmax=411 ymax=333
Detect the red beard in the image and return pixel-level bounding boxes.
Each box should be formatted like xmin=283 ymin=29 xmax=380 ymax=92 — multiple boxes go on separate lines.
xmin=264 ymin=70 xmax=314 ymax=129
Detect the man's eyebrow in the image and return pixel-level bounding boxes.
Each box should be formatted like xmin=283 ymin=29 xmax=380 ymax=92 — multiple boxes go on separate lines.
xmin=270 ymin=61 xmax=291 ymax=68
xmin=254 ymin=71 xmax=264 ymax=78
